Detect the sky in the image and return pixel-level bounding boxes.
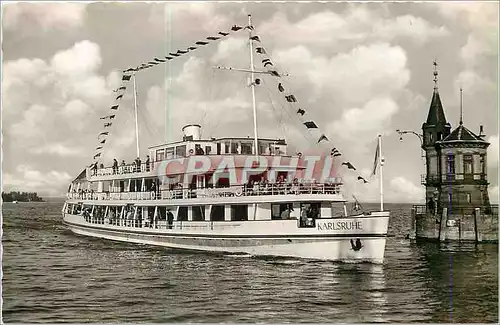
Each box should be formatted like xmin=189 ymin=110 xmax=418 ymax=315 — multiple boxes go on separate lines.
xmin=1 ymin=1 xmax=498 ymax=203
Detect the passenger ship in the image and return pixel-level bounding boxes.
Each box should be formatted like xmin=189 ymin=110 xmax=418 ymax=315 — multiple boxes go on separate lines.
xmin=62 ymin=15 xmax=390 ymax=263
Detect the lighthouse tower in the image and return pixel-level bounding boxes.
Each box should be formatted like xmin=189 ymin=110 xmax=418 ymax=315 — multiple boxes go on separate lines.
xmin=414 ymin=61 xmax=497 ymax=242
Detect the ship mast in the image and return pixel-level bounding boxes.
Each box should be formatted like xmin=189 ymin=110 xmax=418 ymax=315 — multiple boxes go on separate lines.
xmin=248 ymin=14 xmax=259 ymax=158
xmin=133 ymin=73 xmax=140 ymax=157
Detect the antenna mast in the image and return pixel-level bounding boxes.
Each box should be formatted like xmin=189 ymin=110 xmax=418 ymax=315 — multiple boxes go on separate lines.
xmin=248 ymin=14 xmax=259 ymax=158
xmin=459 ymin=87 xmax=463 ymax=125
xmin=379 ymin=134 xmax=384 ymax=211
xmin=133 ymin=73 xmax=140 ymax=158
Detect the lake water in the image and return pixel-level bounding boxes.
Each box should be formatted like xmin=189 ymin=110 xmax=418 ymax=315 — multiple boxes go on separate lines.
xmin=2 ymin=201 xmax=498 ymax=323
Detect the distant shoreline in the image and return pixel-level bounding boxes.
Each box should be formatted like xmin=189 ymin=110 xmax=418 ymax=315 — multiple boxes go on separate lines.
xmin=2 ymin=191 xmax=45 ymax=203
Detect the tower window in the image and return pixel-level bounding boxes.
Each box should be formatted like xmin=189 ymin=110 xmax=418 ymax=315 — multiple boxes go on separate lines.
xmin=480 ymin=154 xmax=485 ymax=174
xmin=447 ymin=154 xmax=455 ymax=174
xmin=463 ymin=155 xmax=473 ymax=174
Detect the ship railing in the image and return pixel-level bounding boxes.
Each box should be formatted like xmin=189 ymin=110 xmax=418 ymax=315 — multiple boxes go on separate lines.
xmin=67 ymin=183 xmax=342 ymax=201
xmin=412 ymin=204 xmax=499 ymax=216
xmin=91 ymin=162 xmax=153 ymax=177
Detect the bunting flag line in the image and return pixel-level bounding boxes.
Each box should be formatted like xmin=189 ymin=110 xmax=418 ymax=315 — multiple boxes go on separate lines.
xmin=357 ymin=176 xmax=368 ymax=184
xmin=342 ymin=162 xmax=356 ymax=170
xmin=317 ymin=134 xmax=329 ymax=143
xmin=92 ymin=24 xmax=247 ymax=162
xmin=94 ymin=153 xmax=101 ymax=159
xmin=303 ymin=121 xmax=318 ymax=129
xmin=251 ymin=34 xmax=372 ymax=186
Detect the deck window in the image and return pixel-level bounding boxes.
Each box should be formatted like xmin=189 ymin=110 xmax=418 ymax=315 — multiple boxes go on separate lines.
xmin=166 ymin=147 xmax=174 ymax=159
xmin=224 ymin=141 xmax=231 ymax=154
xmin=193 ymin=206 xmax=205 ymax=221
xmin=231 ymin=205 xmax=248 ymax=221
xmin=271 ymin=203 xmax=291 ymax=220
xmin=205 ymin=146 xmax=212 ymax=155
xmin=156 ymin=149 xmax=165 ymax=162
xmin=241 ymin=143 xmax=252 ymax=155
xmin=210 ymin=205 xmax=225 ymax=221
xmin=176 ymin=145 xmax=186 ymax=157
xmin=178 ymin=207 xmax=188 ymax=221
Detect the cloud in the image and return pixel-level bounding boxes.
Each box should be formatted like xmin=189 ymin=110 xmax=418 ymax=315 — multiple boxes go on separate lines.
xmin=259 ymin=7 xmax=448 ymax=49
xmin=273 ymin=43 xmax=410 ymax=107
xmin=2 ymin=3 xmax=87 ymax=31
xmin=30 ymin=143 xmax=85 ymax=157
xmin=388 ymin=176 xmax=425 ymax=203
xmin=330 ymin=98 xmax=399 ymax=145
xmin=3 ymin=165 xmax=73 ymax=196
xmin=433 ymin=2 xmax=498 ymax=66
xmin=2 ymin=40 xmax=118 ymax=190
xmin=51 ymin=41 xmax=102 ymax=77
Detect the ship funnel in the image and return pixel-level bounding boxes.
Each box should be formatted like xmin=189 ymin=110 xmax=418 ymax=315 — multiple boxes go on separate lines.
xmin=182 ymin=124 xmax=202 ymax=141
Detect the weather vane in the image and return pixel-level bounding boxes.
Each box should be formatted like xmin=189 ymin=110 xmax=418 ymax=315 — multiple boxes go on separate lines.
xmin=433 ymin=59 xmax=439 ymax=88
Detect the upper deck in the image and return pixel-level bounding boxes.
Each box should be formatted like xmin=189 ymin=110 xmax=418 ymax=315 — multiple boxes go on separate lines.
xmin=68 ymin=124 xmax=343 ymax=203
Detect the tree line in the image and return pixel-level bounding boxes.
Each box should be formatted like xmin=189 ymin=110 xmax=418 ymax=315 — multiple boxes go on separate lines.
xmin=2 ymin=191 xmax=44 ymax=202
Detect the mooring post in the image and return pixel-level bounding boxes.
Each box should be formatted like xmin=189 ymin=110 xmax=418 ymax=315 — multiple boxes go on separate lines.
xmin=410 ymin=207 xmax=417 ymax=239
xmin=474 ymin=207 xmax=480 ymax=243
xmin=439 ymin=207 xmax=447 ymax=242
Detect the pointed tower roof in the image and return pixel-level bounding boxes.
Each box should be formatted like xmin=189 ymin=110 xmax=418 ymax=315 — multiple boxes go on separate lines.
xmin=425 ymin=60 xmax=447 ymax=126
xmin=426 ymin=88 xmax=447 ymax=125
xmin=442 ymin=124 xmax=487 ymax=143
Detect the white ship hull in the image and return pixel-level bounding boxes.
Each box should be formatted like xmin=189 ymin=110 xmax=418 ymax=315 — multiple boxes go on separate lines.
xmin=63 ymin=212 xmax=389 ymax=263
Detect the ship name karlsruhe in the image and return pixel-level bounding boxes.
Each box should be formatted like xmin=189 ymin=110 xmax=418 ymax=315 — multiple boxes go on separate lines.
xmin=317 ymin=220 xmax=363 ymax=231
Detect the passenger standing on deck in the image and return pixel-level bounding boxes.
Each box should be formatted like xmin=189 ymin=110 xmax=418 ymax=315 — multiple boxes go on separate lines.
xmin=300 ymin=205 xmax=309 ymax=227
xmin=113 ymin=159 xmax=118 ymax=174
xmin=167 ymin=209 xmax=174 ymax=229
xmin=145 ymin=155 xmax=150 ymax=172
xmin=135 ymin=157 xmax=141 ymax=172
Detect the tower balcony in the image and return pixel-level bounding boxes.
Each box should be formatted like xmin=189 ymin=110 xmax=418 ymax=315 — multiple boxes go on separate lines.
xmin=421 ymin=173 xmax=488 ymax=185
xmin=421 ymin=174 xmax=440 ymax=185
